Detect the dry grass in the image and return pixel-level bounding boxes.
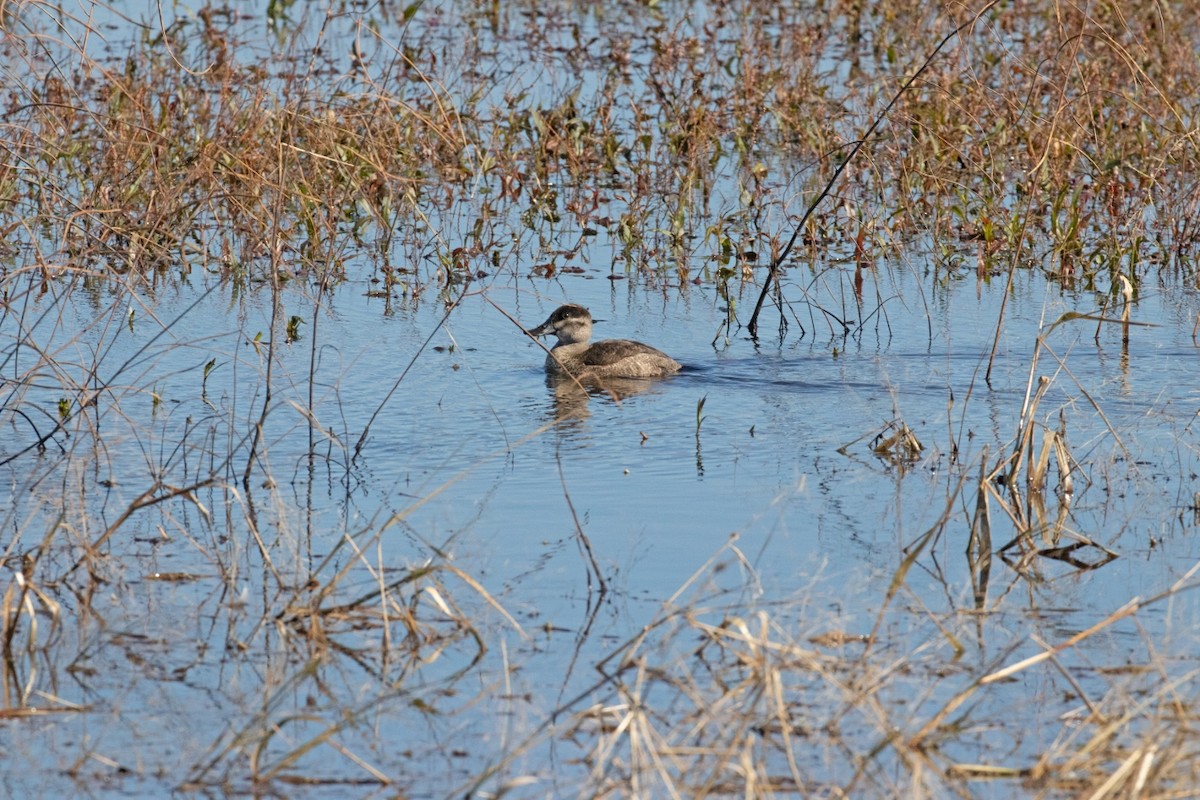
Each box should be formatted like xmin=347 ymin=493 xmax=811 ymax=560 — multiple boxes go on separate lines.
xmin=457 ymin=537 xmax=1200 ymax=797
xmin=3 ymin=1 xmax=1196 ymax=293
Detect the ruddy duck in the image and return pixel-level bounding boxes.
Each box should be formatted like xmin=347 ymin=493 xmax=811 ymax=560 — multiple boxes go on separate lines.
xmin=528 ymin=304 xmax=682 ymax=379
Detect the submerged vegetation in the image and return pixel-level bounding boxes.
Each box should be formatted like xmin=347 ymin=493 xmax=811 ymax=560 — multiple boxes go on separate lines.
xmin=2 ymin=0 xmax=1200 ymax=796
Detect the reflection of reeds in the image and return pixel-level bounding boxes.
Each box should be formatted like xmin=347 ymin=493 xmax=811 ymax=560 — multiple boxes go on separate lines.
xmin=491 ymin=539 xmax=1200 ymax=798
xmin=978 ymin=311 xmax=1145 ymax=569
xmin=1 ymin=564 xmax=62 ymax=708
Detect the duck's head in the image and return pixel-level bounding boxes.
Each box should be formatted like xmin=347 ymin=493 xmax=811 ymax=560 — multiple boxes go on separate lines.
xmin=529 ymin=304 xmax=593 ymax=345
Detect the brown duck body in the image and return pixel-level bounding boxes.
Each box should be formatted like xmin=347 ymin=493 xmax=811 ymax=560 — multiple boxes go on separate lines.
xmin=529 ymin=304 xmax=682 ymax=380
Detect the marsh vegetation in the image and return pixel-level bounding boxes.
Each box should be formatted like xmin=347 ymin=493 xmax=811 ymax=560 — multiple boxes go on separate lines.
xmin=3 ymin=1 xmax=1200 ymax=796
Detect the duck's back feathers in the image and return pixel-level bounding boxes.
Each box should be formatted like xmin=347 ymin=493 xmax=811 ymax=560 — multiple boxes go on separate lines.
xmin=580 ymin=339 xmax=681 ymax=375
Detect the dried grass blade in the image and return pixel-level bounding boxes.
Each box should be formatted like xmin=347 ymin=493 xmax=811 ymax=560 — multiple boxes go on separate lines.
xmin=440 ymin=564 xmax=528 ymax=641
xmin=981 ymin=598 xmax=1141 ymax=684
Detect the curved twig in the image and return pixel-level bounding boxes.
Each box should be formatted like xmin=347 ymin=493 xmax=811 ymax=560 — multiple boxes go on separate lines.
xmin=352 ymin=283 xmax=469 ymax=461
xmin=748 ymin=1 xmax=1000 ymax=339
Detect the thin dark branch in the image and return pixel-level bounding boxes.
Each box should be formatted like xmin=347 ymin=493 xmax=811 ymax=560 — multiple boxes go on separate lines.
xmin=748 ymin=2 xmax=1000 ymax=339
xmin=557 ymin=454 xmax=608 ymax=596
xmin=352 ymin=285 xmax=468 ymax=461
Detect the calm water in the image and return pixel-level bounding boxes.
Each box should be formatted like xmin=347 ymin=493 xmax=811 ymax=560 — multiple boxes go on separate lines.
xmin=5 ymin=246 xmax=1199 ymax=795
xmin=3 ymin=1 xmax=1200 ymax=797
